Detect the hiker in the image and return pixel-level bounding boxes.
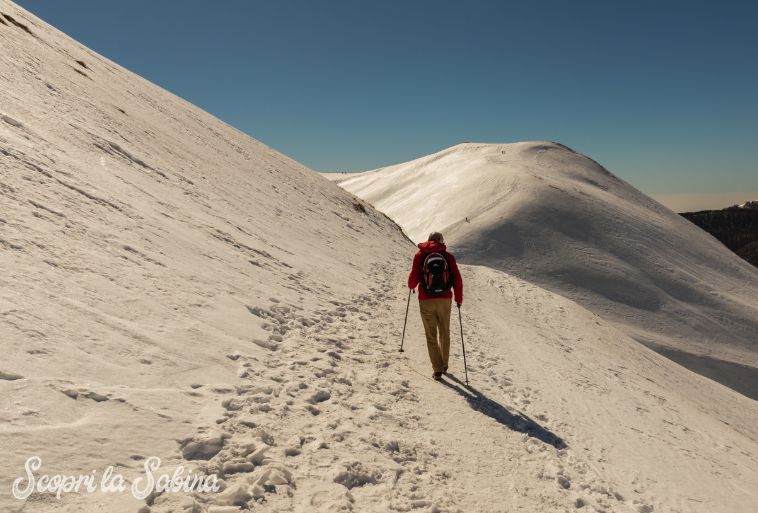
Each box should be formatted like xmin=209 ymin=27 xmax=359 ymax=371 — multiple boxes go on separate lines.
xmin=407 ymin=232 xmax=463 ymax=381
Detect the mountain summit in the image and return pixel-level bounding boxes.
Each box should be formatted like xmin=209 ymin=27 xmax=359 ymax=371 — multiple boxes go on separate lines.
xmin=339 ymin=141 xmax=758 ymax=397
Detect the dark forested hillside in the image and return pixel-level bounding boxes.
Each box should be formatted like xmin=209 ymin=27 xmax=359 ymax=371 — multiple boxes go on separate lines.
xmin=681 ymin=204 xmax=758 ymax=268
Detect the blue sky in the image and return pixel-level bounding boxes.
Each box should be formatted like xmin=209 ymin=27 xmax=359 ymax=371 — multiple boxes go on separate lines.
xmin=16 ymin=0 xmax=758 ymax=203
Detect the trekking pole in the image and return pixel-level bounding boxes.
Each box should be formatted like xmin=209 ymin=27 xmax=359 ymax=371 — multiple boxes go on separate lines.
xmin=399 ymin=288 xmax=412 ymax=352
xmin=457 ymin=304 xmax=469 ymax=385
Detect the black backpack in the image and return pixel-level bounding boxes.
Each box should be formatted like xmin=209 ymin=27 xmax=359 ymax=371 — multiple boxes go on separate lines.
xmin=420 ymin=252 xmax=454 ymax=295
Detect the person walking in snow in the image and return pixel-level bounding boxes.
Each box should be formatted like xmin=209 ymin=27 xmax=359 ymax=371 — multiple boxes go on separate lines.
xmin=408 ymin=232 xmax=463 ymax=381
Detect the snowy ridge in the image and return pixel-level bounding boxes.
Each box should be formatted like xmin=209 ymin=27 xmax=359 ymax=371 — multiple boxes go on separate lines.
xmin=338 ymin=142 xmax=758 ymax=392
xmin=1 ymin=1 xmax=758 ymax=513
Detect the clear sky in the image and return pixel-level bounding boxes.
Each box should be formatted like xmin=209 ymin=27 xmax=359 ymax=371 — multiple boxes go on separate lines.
xmin=15 ymin=0 xmax=758 ymax=207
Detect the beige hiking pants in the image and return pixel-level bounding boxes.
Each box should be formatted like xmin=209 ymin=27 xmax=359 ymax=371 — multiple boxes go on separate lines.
xmin=419 ymin=298 xmax=452 ymax=373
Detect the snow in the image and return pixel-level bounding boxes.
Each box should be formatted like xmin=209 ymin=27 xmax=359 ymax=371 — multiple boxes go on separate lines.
xmin=0 ymin=1 xmax=406 ymax=510
xmin=337 ymin=142 xmax=758 ymax=392
xmin=1 ymin=2 xmax=757 ymax=513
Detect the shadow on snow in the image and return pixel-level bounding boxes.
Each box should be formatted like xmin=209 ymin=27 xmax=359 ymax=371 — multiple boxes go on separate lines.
xmin=441 ymin=373 xmax=567 ymax=449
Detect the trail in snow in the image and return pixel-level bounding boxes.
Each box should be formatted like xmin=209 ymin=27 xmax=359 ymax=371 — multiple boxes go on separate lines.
xmin=141 ymin=262 xmax=672 ymax=513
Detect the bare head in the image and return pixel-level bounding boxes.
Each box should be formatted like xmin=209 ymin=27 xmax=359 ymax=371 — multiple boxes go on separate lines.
xmin=428 ymin=232 xmax=444 ymax=244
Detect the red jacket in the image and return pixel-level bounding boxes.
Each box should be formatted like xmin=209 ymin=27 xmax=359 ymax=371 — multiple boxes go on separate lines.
xmin=408 ymin=241 xmax=463 ymax=304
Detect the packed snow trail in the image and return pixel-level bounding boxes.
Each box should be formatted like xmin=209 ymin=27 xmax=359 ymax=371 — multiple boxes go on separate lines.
xmin=139 ymin=260 xmax=756 ymax=513
xmin=144 ymin=263 xmax=635 ymax=513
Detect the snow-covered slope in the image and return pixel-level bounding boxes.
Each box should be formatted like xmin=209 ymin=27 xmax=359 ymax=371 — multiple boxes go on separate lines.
xmin=337 ymin=142 xmax=758 ymax=396
xmin=0 ymin=1 xmax=408 ymax=510
xmin=2 ymin=2 xmax=757 ymax=513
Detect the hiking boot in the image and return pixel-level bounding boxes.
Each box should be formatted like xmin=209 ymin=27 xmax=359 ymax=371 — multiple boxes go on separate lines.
xmin=432 ymin=371 xmax=442 ymax=381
